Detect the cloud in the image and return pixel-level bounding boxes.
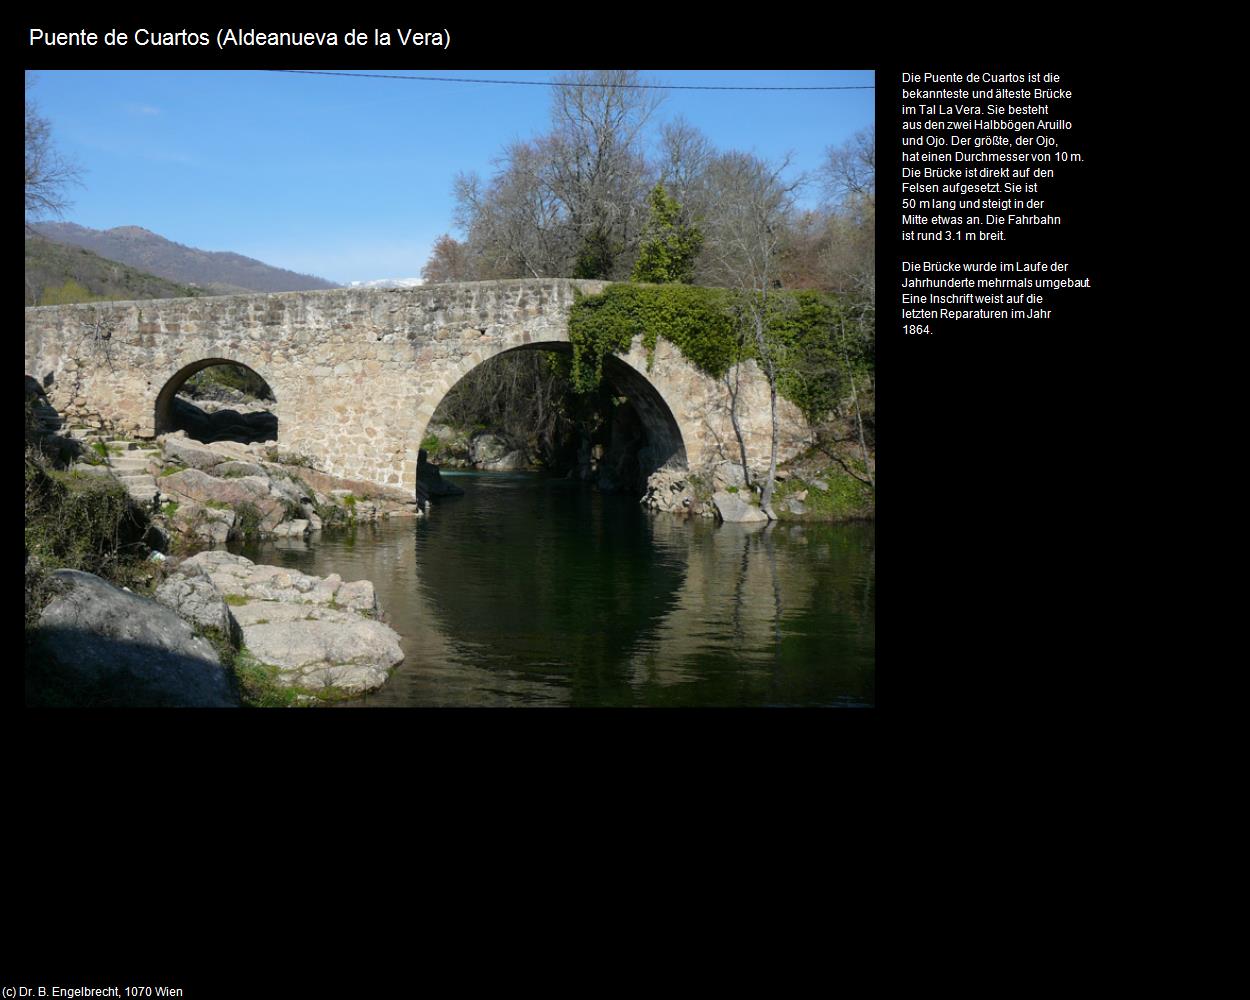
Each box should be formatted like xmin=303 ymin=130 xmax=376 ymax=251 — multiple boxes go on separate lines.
xmin=124 ymin=103 xmax=161 ymax=116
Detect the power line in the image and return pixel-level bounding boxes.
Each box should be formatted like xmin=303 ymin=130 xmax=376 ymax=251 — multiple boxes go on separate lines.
xmin=265 ymin=69 xmax=873 ymax=91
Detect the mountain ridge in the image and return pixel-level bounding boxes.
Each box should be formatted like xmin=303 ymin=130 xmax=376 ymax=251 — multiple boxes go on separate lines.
xmin=30 ymin=222 xmax=339 ymax=294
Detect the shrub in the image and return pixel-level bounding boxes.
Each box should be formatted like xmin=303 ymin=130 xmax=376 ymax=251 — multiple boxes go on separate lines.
xmin=24 ymin=453 xmax=154 ymax=624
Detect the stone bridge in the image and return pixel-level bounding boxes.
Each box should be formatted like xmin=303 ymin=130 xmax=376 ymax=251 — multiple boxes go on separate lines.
xmin=24 ymin=279 xmax=811 ymax=494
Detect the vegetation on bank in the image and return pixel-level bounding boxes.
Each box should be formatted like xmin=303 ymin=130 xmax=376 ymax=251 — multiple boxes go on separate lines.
xmin=567 ymin=283 xmax=873 ymax=423
xmin=24 ymin=401 xmax=366 ymax=706
xmin=24 ymin=447 xmax=156 ymax=628
xmin=773 ymin=466 xmax=875 ymax=522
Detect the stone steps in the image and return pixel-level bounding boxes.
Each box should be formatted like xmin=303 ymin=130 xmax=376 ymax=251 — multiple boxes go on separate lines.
xmin=126 ymin=485 xmax=160 ymax=505
xmin=109 ymin=456 xmax=156 ymax=473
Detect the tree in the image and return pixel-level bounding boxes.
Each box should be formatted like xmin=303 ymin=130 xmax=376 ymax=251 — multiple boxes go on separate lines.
xmin=631 ymin=183 xmax=703 ymax=284
xmin=820 ymin=124 xmax=875 ymax=307
xmin=701 ymin=151 xmax=803 ymax=518
xmin=546 ymin=69 xmax=661 ymax=279
xmin=420 ymin=234 xmax=475 ymax=284
xmin=656 ymin=117 xmax=715 ymax=228
xmin=25 ymin=73 xmax=82 ymax=227
xmin=819 ymin=126 xmax=876 ymax=487
xmin=451 ymin=70 xmax=660 ymax=280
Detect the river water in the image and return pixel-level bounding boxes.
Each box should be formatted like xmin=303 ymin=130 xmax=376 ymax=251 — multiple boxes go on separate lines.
xmin=231 ymin=471 xmax=875 ymax=707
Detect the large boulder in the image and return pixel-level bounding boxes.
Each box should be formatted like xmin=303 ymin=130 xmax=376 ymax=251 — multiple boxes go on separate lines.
xmin=211 ymin=460 xmax=268 ymax=479
xmin=30 ymin=570 xmax=238 ymax=707
xmin=173 ymin=551 xmax=363 ymax=610
xmin=158 ymin=468 xmax=286 ymax=531
xmin=166 ymin=552 xmax=400 ymax=696
xmin=160 ymin=435 xmax=224 ymax=472
xmin=154 ymin=573 xmax=238 ymax=640
xmin=482 ymin=449 xmax=528 ymax=471
xmin=712 ymin=490 xmax=768 ymax=523
xmin=711 ymin=460 xmax=749 ymax=492
xmin=469 ymin=432 xmax=511 ymax=466
xmin=230 ymin=602 xmax=403 ymax=695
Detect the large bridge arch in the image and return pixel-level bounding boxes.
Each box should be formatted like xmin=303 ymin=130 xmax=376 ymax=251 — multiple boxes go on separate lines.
xmin=413 ymin=340 xmax=692 ymax=477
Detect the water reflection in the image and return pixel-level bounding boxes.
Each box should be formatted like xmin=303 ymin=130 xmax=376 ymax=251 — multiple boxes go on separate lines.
xmin=231 ymin=471 xmax=874 ymax=706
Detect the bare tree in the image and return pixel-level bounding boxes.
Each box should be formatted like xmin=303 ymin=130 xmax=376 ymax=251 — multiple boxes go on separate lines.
xmin=420 ymin=234 xmax=475 ymax=284
xmin=25 ymin=72 xmax=82 ymax=227
xmin=453 ymin=71 xmax=660 ymax=280
xmin=657 ymin=117 xmax=715 ymax=227
xmin=546 ymin=70 xmax=661 ymax=278
xmin=822 ymin=124 xmax=875 ymax=207
xmin=701 ymin=151 xmax=803 ymax=518
xmin=453 ymin=140 xmax=568 ymax=279
xmin=820 ymin=125 xmax=876 ymax=308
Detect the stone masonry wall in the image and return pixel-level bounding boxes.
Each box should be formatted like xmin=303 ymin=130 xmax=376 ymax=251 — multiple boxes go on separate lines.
xmin=25 ymin=279 xmax=812 ymax=493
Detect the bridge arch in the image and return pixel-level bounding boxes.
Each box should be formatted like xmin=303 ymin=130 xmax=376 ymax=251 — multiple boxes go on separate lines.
xmin=413 ymin=339 xmax=690 ymax=482
xmin=154 ymin=357 xmax=278 ymax=444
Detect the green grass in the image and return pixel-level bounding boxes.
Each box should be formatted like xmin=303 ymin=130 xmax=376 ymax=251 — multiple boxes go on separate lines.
xmin=159 ymin=464 xmax=187 ymax=477
xmin=772 ymin=465 xmax=875 ymax=522
xmin=232 ymin=649 xmax=304 ymax=707
xmin=232 ymin=648 xmax=359 ymax=707
xmin=224 ymin=593 xmax=250 ymax=606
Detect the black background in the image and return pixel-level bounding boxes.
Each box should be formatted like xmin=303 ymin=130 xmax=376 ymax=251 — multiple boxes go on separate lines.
xmin=14 ymin=13 xmax=1121 ymax=985
xmin=18 ymin=14 xmax=1115 ymax=790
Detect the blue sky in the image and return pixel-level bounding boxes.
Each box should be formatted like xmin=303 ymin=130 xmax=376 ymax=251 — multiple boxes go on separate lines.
xmin=29 ymin=69 xmax=875 ymax=285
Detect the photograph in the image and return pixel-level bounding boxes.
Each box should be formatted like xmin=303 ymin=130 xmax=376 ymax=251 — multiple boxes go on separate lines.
xmin=24 ymin=66 xmax=877 ymax=708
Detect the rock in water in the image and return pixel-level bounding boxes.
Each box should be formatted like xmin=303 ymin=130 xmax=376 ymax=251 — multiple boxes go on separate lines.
xmin=712 ymin=490 xmax=768 ymax=524
xmin=31 ymin=569 xmax=238 ymax=707
xmin=164 ymin=550 xmax=402 ymax=697
xmin=642 ymin=468 xmax=694 ymax=514
xmin=231 ymin=603 xmax=404 ymax=696
xmin=469 ymin=432 xmax=511 ymax=466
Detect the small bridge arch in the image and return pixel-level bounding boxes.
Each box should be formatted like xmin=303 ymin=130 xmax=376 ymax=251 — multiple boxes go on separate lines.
xmin=154 ymin=356 xmax=278 ymax=442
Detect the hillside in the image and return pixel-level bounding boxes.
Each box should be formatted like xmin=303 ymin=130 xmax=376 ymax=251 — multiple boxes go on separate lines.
xmin=25 ymin=235 xmax=205 ymax=305
xmin=30 ymin=222 xmax=339 ymax=294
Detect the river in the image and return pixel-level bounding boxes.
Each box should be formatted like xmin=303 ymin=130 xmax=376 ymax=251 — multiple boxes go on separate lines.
xmin=231 ymin=470 xmax=875 ymax=707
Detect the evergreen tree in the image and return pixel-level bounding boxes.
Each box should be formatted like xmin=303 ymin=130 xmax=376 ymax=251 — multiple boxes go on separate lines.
xmin=631 ymin=183 xmax=703 ymax=284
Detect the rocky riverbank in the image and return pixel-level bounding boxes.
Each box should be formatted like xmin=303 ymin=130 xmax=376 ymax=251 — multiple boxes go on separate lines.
xmin=641 ymin=448 xmax=875 ymax=524
xmin=26 ymin=384 xmax=414 ymax=706
xmin=67 ymin=430 xmax=425 ymax=549
xmin=28 ymin=552 xmax=405 ymax=706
